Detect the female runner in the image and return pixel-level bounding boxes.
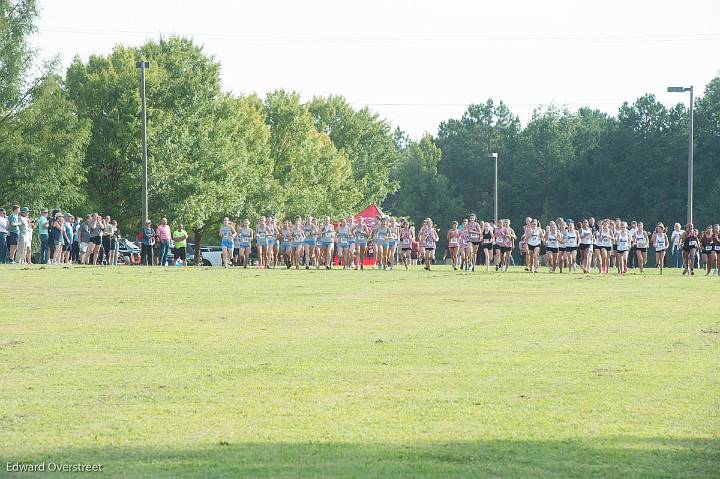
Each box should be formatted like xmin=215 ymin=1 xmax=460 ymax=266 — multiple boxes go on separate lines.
xmin=544 ymin=221 xmax=560 ymax=273
xmin=447 ymin=221 xmax=460 ymax=270
xmin=564 ymin=221 xmax=579 ymax=273
xmin=596 ymin=221 xmax=613 ymax=274
xmin=615 ymin=222 xmax=631 ymax=276
xmin=633 ymin=222 xmax=649 ymax=273
xmin=219 ymin=217 xmax=237 ymax=268
xmin=480 ymin=220 xmax=494 ymax=272
xmin=422 ymin=219 xmax=440 ymax=270
xmin=255 ymin=217 xmax=269 ymax=269
xmin=337 ymin=218 xmax=352 ymax=268
xmin=578 ymin=219 xmax=594 ymax=274
xmin=347 ymin=216 xmax=356 ymax=268
xmin=700 ymin=225 xmax=716 ymax=275
xmin=525 ymin=218 xmax=543 ymax=273
xmin=280 ymin=220 xmax=293 ymax=268
xmin=399 ymin=219 xmax=414 ymax=269
xmin=236 ymin=219 xmax=253 ymax=268
xmin=681 ymin=223 xmax=698 ymax=275
xmin=715 ymin=224 xmax=720 ymax=275
xmin=266 ymin=217 xmax=278 ymax=268
xmin=291 ymin=216 xmax=305 ymax=269
xmin=354 ymin=219 xmax=370 ymax=270
xmin=319 ymin=216 xmax=335 ymax=270
xmin=466 ymin=214 xmax=482 ymax=271
xmin=651 ymin=223 xmax=668 ymax=274
xmin=458 ymin=219 xmax=470 ymax=270
xmin=493 ymin=221 xmax=506 ymax=271
xmin=375 ymin=217 xmax=392 ymax=270
xmin=302 ymin=216 xmax=317 ymax=269
xmin=386 ymin=217 xmax=399 ymax=270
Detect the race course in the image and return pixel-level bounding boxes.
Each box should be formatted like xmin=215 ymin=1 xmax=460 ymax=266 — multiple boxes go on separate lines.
xmin=1 ymin=266 xmax=718 ymax=478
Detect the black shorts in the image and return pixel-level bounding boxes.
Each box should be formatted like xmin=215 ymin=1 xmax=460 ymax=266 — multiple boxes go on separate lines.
xmin=102 ymin=236 xmax=111 ymax=251
xmin=565 ymin=246 xmax=577 ymax=252
xmin=601 ymin=245 xmax=612 ymax=251
xmin=470 ymin=240 xmax=481 ymax=246
xmin=527 ymin=243 xmax=541 ymax=250
xmin=175 ymin=247 xmax=186 ymax=260
xmin=424 ymin=247 xmax=435 ymax=251
xmin=62 ymin=243 xmax=71 ymax=252
xmin=546 ymin=247 xmax=559 ymax=253
xmin=558 ymin=246 xmax=566 ymax=252
xmin=481 ymin=243 xmax=492 ymax=250
xmin=233 ymin=248 xmax=240 ymax=257
xmin=90 ymin=236 xmax=102 ymax=245
xmin=401 ymin=247 xmax=412 ymax=252
xmin=702 ymin=248 xmax=715 ymax=255
xmin=637 ymin=247 xmax=648 ymax=252
xmin=578 ymin=243 xmax=591 ymax=250
xmin=655 ymin=248 xmax=666 ymax=253
xmin=499 ymin=246 xmax=511 ymax=253
xmin=7 ymin=232 xmax=19 ymax=246
xmin=683 ymin=246 xmax=696 ymax=253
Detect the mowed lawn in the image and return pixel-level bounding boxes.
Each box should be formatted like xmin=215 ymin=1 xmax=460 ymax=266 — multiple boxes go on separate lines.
xmin=1 ymin=265 xmax=718 ymax=478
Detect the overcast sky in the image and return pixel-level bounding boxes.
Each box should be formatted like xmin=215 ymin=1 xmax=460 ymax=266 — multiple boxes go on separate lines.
xmin=32 ymin=0 xmax=720 ymax=139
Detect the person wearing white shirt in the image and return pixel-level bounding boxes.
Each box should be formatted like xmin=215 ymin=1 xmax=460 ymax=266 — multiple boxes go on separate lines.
xmin=670 ymin=223 xmax=683 ymax=268
xmin=0 ymin=208 xmax=8 ymax=263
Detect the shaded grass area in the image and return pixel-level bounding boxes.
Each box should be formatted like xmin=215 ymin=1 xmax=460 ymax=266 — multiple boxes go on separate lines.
xmin=1 ymin=266 xmax=718 ymax=477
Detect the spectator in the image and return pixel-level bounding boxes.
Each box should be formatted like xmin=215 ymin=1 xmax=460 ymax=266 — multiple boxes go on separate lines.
xmin=141 ymin=220 xmax=155 ymax=266
xmin=38 ymin=208 xmax=50 ymax=263
xmin=101 ymin=215 xmax=113 ymax=264
xmin=173 ymin=224 xmax=188 ymax=266
xmin=7 ymin=205 xmax=20 ymax=263
xmin=156 ymin=217 xmax=172 ymax=266
xmin=108 ymin=220 xmax=120 ymax=266
xmin=63 ymin=214 xmax=75 ymax=264
xmin=88 ymin=213 xmax=104 ymax=265
xmin=78 ymin=216 xmax=92 ymax=264
xmin=17 ymin=207 xmax=34 ymax=264
xmin=671 ymin=222 xmax=683 ymax=268
xmin=0 ymin=208 xmax=7 ymax=263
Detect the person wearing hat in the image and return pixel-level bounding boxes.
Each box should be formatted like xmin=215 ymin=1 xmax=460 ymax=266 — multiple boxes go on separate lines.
xmin=38 ymin=208 xmax=50 ymax=264
xmin=17 ymin=207 xmax=33 ymax=264
xmin=0 ymin=208 xmax=7 ymax=263
xmin=141 ymin=219 xmax=155 ymax=266
xmin=7 ymin=205 xmax=21 ymax=263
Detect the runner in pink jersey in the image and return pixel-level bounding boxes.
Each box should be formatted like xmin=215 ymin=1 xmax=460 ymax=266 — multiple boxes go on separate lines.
xmin=422 ymin=219 xmax=440 ymax=271
xmin=466 ymin=213 xmax=482 ymax=271
xmin=459 ymin=218 xmax=471 ymax=270
xmin=447 ymin=221 xmax=460 ymax=270
xmin=399 ymin=219 xmax=414 ymax=269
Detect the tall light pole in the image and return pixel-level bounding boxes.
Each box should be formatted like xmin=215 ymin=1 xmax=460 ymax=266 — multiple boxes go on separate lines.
xmin=667 ymin=85 xmax=693 ymax=225
xmin=136 ymin=60 xmax=150 ymax=225
xmin=490 ymin=152 xmax=498 ymax=222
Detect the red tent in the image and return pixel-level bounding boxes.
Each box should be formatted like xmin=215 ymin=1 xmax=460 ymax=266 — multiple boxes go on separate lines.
xmin=354 ymin=203 xmax=383 ymax=225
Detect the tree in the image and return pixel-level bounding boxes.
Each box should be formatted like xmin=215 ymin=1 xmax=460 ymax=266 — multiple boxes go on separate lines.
xmin=385 ymin=134 xmax=461 ymax=240
xmin=0 ymin=74 xmax=90 ymax=211
xmin=0 ymin=0 xmax=38 ymax=121
xmin=308 ymin=95 xmax=400 ymax=207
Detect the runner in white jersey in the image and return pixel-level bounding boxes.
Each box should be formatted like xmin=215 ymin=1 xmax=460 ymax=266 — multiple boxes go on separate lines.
xmin=633 ymin=221 xmax=649 ymax=274
xmin=466 ymin=214 xmax=482 ymax=271
xmin=615 ymin=222 xmax=632 ymax=276
xmin=336 ymin=218 xmax=352 ymax=269
xmin=594 ymin=220 xmax=613 ymax=274
xmin=280 ymin=220 xmax=293 ymax=269
xmin=651 ymin=222 xmax=669 ymax=274
xmin=578 ymin=219 xmax=594 ymax=274
xmin=544 ymin=221 xmax=560 ymax=273
xmin=523 ymin=218 xmax=543 ymax=273
xmin=458 ymin=219 xmax=470 ymax=271
xmin=219 ymin=217 xmax=237 ymax=269
xmin=421 ymin=218 xmax=439 ymax=271
xmin=564 ymin=222 xmax=579 ymax=273
xmin=386 ymin=217 xmax=399 ymax=270
xmin=447 ymin=221 xmax=461 ymax=270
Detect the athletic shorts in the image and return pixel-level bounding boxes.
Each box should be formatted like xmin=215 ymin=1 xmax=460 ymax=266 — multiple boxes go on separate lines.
xmin=527 ymin=243 xmax=541 ymax=250
xmin=7 ymin=232 xmax=18 ymax=246
xmin=481 ymin=243 xmax=492 ymax=250
xmin=90 ymin=236 xmax=102 ymax=245
xmin=401 ymin=247 xmax=412 ymax=252
xmin=499 ymin=246 xmax=511 ymax=253
xmin=424 ymin=246 xmax=435 ymax=251
xmin=233 ymin=247 xmax=240 ymax=257
xmin=320 ymin=241 xmax=333 ymax=248
xmin=655 ymin=248 xmax=666 ymax=253
xmin=102 ymin=236 xmax=111 ymax=251
xmin=546 ymin=247 xmax=559 ymax=253
xmin=565 ymin=246 xmax=577 ymax=252
xmin=388 ymin=240 xmax=396 ymax=248
xmin=683 ymin=246 xmax=696 ymax=253
xmin=578 ymin=243 xmax=591 ymax=250
xmin=637 ymin=247 xmax=648 ymax=252
xmin=239 ymin=242 xmax=251 ymax=249
xmin=175 ymin=247 xmax=187 ymax=260
xmin=257 ymin=240 xmax=268 ymax=247
xmin=221 ymin=239 xmax=234 ymax=249
xmin=617 ymin=248 xmax=629 ymax=253
xmin=356 ymin=241 xmax=367 ymax=247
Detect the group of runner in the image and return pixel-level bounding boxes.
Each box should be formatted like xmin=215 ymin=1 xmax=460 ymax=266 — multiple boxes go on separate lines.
xmin=217 ymin=214 xmax=720 ymax=276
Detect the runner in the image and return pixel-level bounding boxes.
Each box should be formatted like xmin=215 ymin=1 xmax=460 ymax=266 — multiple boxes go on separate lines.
xmin=578 ymin=219 xmax=594 ymax=274
xmin=255 ymin=217 xmax=269 ymax=269
xmin=280 ymin=220 xmax=294 ymax=269
xmin=399 ymin=219 xmax=414 ymax=269
xmin=466 ymin=214 xmax=482 ymax=271
xmin=651 ymin=223 xmax=668 ymax=274
xmin=421 ymin=219 xmax=439 ymax=271
xmin=564 ymin=221 xmax=578 ymax=273
xmin=375 ymin=217 xmax=391 ymax=270
xmin=302 ymin=216 xmax=317 ymax=269
xmin=480 ymin=220 xmax=494 ymax=272
xmin=524 ymin=218 xmax=543 ymax=273
xmin=700 ymin=225 xmax=716 ymax=276
xmin=633 ymin=221 xmax=649 ymax=273
xmin=219 ymin=217 xmax=237 ymax=268
xmin=447 ymin=221 xmax=460 ymax=270
xmin=354 ymin=218 xmax=370 ymax=270
xmin=236 ymin=219 xmax=253 ymax=268
xmin=545 ymin=221 xmax=560 ymax=273
xmin=615 ymin=222 xmax=631 ymax=276
xmin=336 ymin=218 xmax=352 ymax=268
xmin=319 ymin=216 xmax=335 ymax=270
xmin=386 ymin=217 xmax=399 ymax=270
xmin=292 ymin=216 xmax=305 ymax=270
xmin=596 ymin=220 xmax=613 ymax=274
xmin=714 ymin=224 xmax=720 ymax=275
xmin=681 ymin=223 xmax=697 ymax=276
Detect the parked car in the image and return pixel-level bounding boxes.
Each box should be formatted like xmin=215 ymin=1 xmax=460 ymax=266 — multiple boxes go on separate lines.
xmin=186 ymin=243 xmax=224 ymax=266
xmin=118 ymin=239 xmax=142 ymax=265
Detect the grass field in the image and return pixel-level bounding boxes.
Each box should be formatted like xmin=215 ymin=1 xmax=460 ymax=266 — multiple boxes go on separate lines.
xmin=1 ymin=265 xmax=718 ymax=478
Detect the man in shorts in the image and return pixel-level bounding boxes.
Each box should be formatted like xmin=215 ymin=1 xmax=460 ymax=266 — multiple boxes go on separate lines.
xmin=7 ymin=205 xmax=21 ymax=263
xmin=173 ymin=224 xmax=188 ymax=267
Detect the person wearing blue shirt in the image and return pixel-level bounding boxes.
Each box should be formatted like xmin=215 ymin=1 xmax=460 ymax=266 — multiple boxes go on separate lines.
xmin=38 ymin=209 xmax=50 ymax=263
xmin=141 ymin=220 xmax=156 ymax=266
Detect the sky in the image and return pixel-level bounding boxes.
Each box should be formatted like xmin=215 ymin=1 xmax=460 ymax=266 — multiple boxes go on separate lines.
xmin=31 ymin=0 xmax=720 ymax=139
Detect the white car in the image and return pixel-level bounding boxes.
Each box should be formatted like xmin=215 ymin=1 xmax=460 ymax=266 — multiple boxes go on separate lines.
xmin=187 ymin=243 xmax=224 ymax=266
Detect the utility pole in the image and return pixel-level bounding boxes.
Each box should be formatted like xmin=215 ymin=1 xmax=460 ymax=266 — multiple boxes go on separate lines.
xmin=136 ymin=60 xmax=150 ymax=225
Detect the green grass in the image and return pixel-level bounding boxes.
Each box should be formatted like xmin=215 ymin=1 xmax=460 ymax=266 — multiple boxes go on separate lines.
xmin=1 ymin=265 xmax=718 ymax=478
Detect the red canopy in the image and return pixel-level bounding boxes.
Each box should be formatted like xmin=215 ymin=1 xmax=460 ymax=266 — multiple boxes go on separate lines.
xmin=354 ymin=203 xmax=383 ymax=223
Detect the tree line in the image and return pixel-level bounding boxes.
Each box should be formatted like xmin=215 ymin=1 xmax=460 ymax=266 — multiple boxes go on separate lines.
xmin=1 ymin=0 xmax=718 ymax=251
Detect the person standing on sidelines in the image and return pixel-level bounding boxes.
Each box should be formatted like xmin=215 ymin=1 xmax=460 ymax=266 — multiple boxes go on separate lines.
xmin=156 ymin=218 xmax=172 ymax=266
xmin=670 ymin=223 xmax=683 ymax=268
xmin=7 ymin=205 xmax=21 ymax=263
xmin=173 ymin=224 xmax=188 ymax=267
xmin=38 ymin=209 xmax=50 ymax=263
xmin=141 ymin=219 xmax=156 ymax=266
xmin=17 ymin=207 xmax=34 ymax=264
xmin=651 ymin=223 xmax=668 ymax=274
xmin=0 ymin=208 xmax=7 ymax=263
xmin=87 ymin=214 xmax=104 ymax=265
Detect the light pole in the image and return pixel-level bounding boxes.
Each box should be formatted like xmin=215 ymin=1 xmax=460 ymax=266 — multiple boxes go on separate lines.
xmin=489 ymin=152 xmax=498 ymax=222
xmin=136 ymin=60 xmax=150 ymax=225
xmin=667 ymin=85 xmax=693 ymax=225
